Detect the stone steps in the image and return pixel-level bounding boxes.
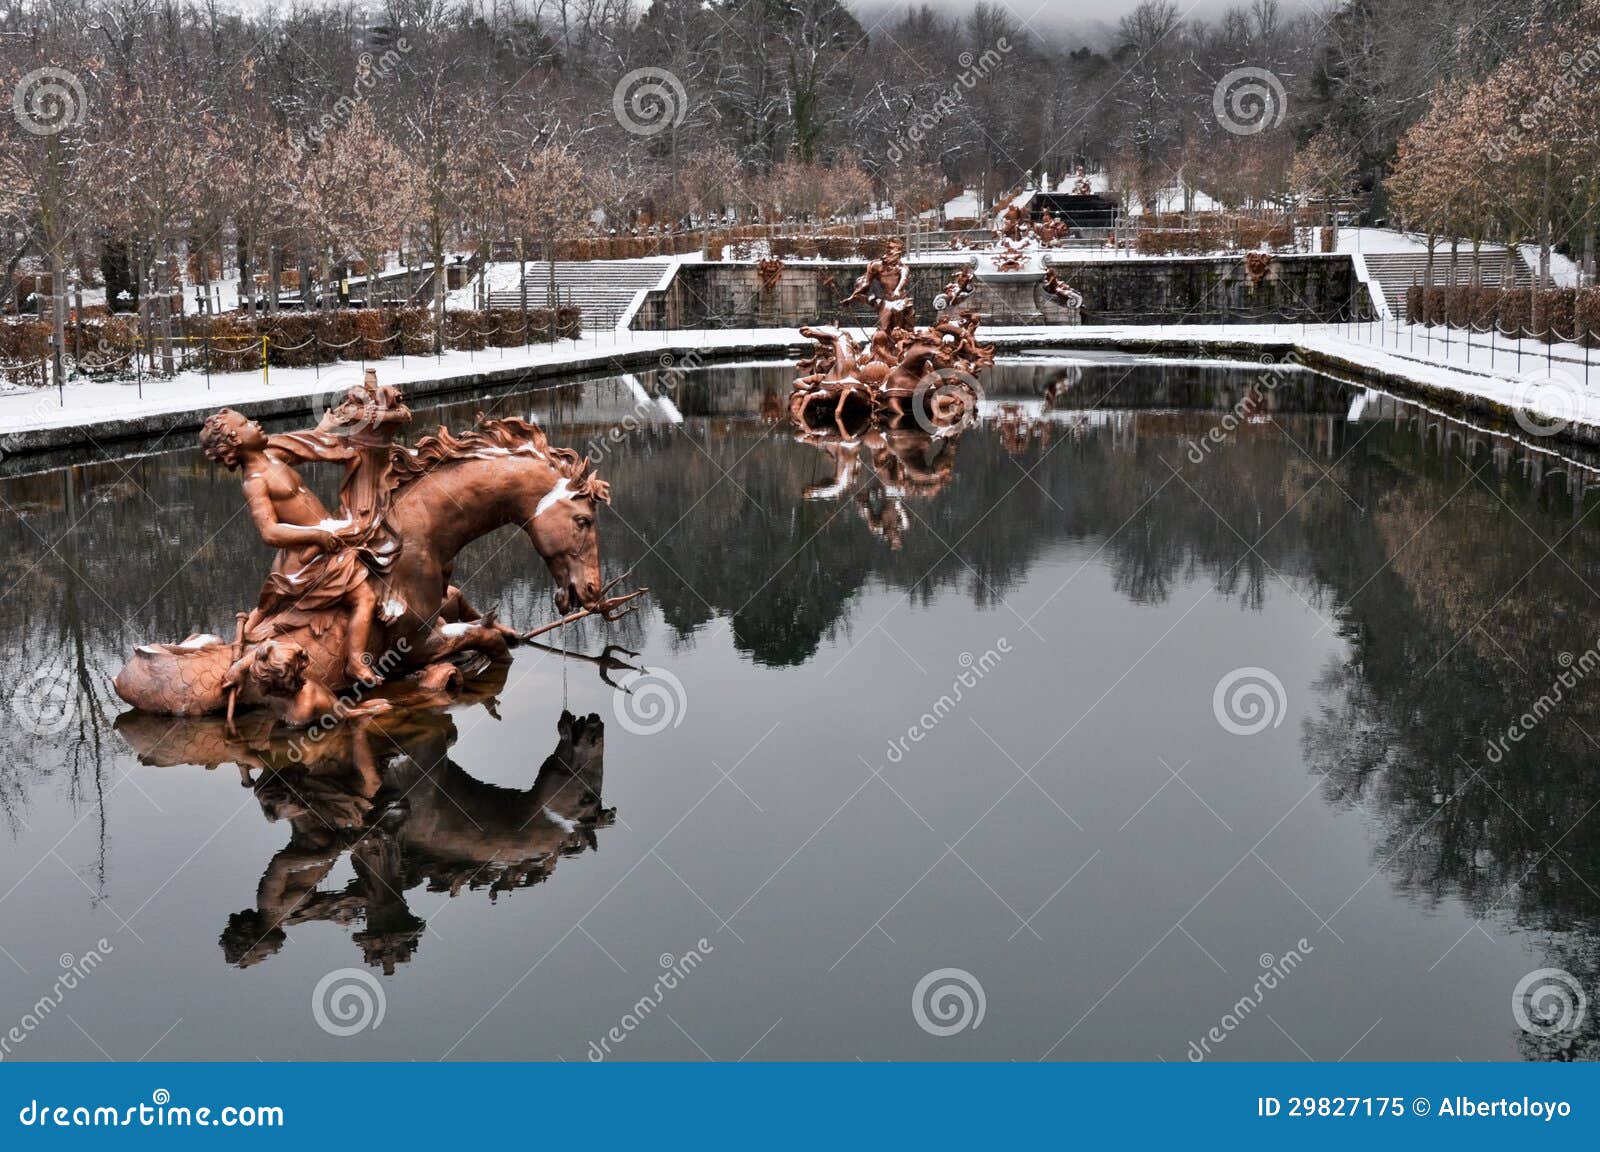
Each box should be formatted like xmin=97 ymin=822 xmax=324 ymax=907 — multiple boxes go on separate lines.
xmin=1362 ymin=249 xmax=1534 ymax=319
xmin=487 ymin=260 xmax=672 ymax=326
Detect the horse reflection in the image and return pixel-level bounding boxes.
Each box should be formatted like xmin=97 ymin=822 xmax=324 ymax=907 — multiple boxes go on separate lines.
xmin=116 ymin=698 xmax=610 ymax=973
xmin=797 ymin=421 xmax=962 ymax=550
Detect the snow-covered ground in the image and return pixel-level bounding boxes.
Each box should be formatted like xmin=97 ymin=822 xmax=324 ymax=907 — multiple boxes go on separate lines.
xmin=444 ymin=261 xmax=534 ymax=310
xmin=944 ymin=190 xmax=982 ymax=219
xmin=5 ymin=322 xmax=1599 ymax=455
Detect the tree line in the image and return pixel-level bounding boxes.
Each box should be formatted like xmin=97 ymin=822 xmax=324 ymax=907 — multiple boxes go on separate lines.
xmin=1 ymin=0 xmax=1595 ymax=384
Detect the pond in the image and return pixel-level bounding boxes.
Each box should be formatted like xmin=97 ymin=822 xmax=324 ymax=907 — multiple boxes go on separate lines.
xmin=1 ymin=356 xmax=1598 ymax=1062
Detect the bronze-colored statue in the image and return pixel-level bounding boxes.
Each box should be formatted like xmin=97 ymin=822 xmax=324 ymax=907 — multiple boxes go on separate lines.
xmin=1040 ymin=267 xmax=1083 ymax=309
xmin=842 ymin=239 xmax=909 ymax=310
xmin=114 ymin=374 xmax=640 ymax=724
xmin=791 ymin=246 xmax=992 ymax=437
xmin=934 ymin=265 xmax=976 ymax=311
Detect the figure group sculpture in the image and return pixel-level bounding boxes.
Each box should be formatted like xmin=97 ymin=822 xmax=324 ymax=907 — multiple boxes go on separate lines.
xmin=789 ymin=239 xmax=994 ymax=435
xmin=114 ymin=371 xmax=639 ymax=726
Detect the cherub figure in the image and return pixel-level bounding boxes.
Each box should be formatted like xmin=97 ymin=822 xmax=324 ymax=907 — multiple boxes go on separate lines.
xmin=200 ymin=409 xmax=381 ymax=686
xmin=1041 ymin=267 xmax=1084 ymax=309
xmin=224 ymin=639 xmax=390 ymax=729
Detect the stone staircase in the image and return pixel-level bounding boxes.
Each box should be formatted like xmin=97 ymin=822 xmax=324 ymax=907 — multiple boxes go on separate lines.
xmin=1360 ymin=249 xmax=1534 ymax=319
xmin=487 ymin=260 xmax=672 ymax=328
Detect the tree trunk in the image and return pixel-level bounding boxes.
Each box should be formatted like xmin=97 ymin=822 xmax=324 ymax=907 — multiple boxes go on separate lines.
xmin=546 ymin=237 xmax=557 ymax=310
xmin=157 ymin=242 xmax=174 ymax=375
xmin=49 ymin=244 xmax=67 ymax=390
xmin=240 ymin=220 xmax=255 ymax=317
xmin=430 ymin=205 xmax=446 ymax=353
xmin=1539 ymin=152 xmax=1553 ymax=289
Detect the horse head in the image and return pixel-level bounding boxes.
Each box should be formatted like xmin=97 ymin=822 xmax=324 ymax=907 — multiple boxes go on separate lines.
xmin=528 ymin=459 xmax=612 ymax=613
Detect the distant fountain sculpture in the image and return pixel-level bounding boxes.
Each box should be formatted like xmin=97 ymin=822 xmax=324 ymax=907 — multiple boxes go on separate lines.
xmin=786 ymin=241 xmax=990 ymax=543
xmin=113 ymin=371 xmax=644 ymax=724
xmin=933 ymin=264 xmax=976 ymax=311
xmin=1037 ymin=267 xmax=1084 ymax=310
xmin=789 ymin=246 xmax=993 ymax=437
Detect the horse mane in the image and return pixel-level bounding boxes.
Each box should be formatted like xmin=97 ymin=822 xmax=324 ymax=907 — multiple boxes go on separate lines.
xmin=390 ymin=414 xmax=610 ymax=503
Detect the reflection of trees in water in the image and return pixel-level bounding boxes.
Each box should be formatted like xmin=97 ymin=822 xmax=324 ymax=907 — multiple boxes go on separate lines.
xmin=0 ymin=469 xmax=127 ymax=870
xmin=1297 ymin=413 xmax=1600 ymax=1060
xmin=8 ymin=369 xmax=1600 ymax=1053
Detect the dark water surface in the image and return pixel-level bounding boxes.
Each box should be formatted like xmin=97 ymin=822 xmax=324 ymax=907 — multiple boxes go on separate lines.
xmin=2 ymin=358 xmax=1599 ymax=1062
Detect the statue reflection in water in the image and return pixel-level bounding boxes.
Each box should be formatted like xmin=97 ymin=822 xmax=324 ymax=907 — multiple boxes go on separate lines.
xmin=793 ymin=408 xmax=962 ymax=550
xmin=114 ymin=662 xmax=613 ymax=973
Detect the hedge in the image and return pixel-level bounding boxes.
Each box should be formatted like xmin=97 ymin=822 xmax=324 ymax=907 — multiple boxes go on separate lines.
xmin=1405 ymin=284 xmax=1600 ymax=346
xmin=2 ymin=305 xmax=583 ymax=384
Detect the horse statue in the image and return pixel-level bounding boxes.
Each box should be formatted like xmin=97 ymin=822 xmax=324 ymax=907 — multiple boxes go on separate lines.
xmin=114 ymin=381 xmax=633 ymax=721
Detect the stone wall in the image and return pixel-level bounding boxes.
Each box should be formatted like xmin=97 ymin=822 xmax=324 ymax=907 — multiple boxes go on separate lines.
xmin=630 ymin=254 xmax=1367 ymax=330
